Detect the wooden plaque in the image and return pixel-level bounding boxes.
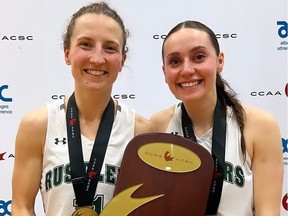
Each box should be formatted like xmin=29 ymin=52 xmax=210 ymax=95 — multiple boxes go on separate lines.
xmin=101 ymin=133 xmax=214 ymax=216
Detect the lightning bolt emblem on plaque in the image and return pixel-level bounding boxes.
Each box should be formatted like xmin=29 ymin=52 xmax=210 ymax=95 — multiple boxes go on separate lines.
xmin=100 ymin=184 xmax=164 ymax=215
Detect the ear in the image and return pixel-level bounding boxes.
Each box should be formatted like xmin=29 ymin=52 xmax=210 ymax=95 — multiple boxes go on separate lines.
xmin=162 ymin=65 xmax=168 ymax=84
xmin=119 ymin=53 xmax=127 ymax=72
xmin=217 ymin=52 xmax=224 ymax=73
xmin=64 ymin=48 xmax=71 ymax=65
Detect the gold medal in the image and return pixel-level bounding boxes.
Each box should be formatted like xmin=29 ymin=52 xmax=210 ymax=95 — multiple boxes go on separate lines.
xmin=71 ymin=206 xmax=98 ymax=216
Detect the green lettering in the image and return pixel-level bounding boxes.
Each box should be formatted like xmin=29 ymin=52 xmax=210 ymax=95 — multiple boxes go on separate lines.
xmin=224 ymin=162 xmax=233 ymax=183
xmin=53 ymin=165 xmax=63 ymax=187
xmin=235 ymin=166 xmax=245 ymax=187
xmin=64 ymin=164 xmax=72 ymax=183
xmin=45 ymin=170 xmax=52 ymax=191
xmin=92 ymin=194 xmax=104 ymax=214
xmin=105 ymin=164 xmax=118 ymax=185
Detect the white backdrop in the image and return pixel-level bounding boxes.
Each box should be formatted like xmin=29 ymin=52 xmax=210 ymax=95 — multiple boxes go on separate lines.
xmin=0 ymin=0 xmax=287 ymax=215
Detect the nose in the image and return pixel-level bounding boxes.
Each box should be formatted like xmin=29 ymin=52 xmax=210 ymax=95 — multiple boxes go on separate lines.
xmin=181 ymin=59 xmax=195 ymax=75
xmin=89 ymin=47 xmax=105 ymax=65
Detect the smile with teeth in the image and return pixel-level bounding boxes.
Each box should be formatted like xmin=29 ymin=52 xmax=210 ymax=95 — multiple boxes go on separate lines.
xmin=180 ymin=80 xmax=201 ymax=88
xmin=85 ymin=69 xmax=106 ymax=76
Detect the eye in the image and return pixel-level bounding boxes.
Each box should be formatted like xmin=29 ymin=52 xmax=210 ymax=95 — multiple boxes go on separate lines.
xmin=194 ymin=53 xmax=205 ymax=62
xmin=79 ymin=41 xmax=93 ymax=49
xmin=105 ymin=45 xmax=117 ymax=53
xmin=168 ymin=57 xmax=181 ymax=66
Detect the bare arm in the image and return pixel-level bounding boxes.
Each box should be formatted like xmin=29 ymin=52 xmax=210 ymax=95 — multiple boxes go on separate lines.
xmin=11 ymin=108 xmax=47 ymax=216
xmin=244 ymin=106 xmax=283 ymax=216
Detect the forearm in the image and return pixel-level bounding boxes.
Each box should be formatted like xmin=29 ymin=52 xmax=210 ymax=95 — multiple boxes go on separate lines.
xmin=12 ymin=159 xmax=42 ymax=216
xmin=11 ymin=205 xmax=36 ymax=216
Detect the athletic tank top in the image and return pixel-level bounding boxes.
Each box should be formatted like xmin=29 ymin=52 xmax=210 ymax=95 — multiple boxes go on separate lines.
xmin=166 ymin=104 xmax=254 ymax=216
xmin=40 ymin=99 xmax=136 ymax=216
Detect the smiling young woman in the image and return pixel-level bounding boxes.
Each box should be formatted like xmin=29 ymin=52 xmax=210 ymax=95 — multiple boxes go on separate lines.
xmin=150 ymin=20 xmax=284 ymax=216
xmin=11 ymin=2 xmax=155 ymax=216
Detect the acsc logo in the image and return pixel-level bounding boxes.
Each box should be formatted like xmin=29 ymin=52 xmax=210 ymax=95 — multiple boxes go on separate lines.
xmin=0 ymin=35 xmax=33 ymax=41
xmin=277 ymin=21 xmax=288 ymax=38
xmin=0 ymin=200 xmax=11 ymax=216
xmin=113 ymin=94 xmax=136 ymax=100
xmin=0 ymin=85 xmax=12 ymax=102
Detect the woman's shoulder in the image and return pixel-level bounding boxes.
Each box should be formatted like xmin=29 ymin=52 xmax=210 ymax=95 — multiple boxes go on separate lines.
xmin=19 ymin=106 xmax=48 ymax=134
xmin=242 ymin=104 xmax=281 ymax=147
xmin=115 ymin=101 xmax=155 ymax=135
xmin=16 ymin=106 xmax=48 ymax=151
xmin=232 ymin=104 xmax=281 ymax=162
xmin=242 ymin=104 xmax=278 ymax=124
xmin=134 ymin=113 xmax=155 ymax=135
xmin=149 ymin=105 xmax=176 ymax=132
xmin=21 ymin=106 xmax=47 ymax=121
xmin=150 ymin=105 xmax=176 ymax=121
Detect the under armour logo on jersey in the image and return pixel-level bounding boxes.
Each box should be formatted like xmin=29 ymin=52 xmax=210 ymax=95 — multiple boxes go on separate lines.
xmin=55 ymin=138 xmax=67 ymax=145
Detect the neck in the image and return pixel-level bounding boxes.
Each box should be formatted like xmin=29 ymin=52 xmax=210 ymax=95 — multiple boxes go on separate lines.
xmin=66 ymin=90 xmax=114 ymax=141
xmin=70 ymin=89 xmax=112 ymax=122
xmin=183 ymin=97 xmax=217 ymax=136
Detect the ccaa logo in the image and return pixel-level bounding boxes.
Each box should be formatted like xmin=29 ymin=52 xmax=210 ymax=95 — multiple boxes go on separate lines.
xmin=250 ymin=91 xmax=281 ymax=96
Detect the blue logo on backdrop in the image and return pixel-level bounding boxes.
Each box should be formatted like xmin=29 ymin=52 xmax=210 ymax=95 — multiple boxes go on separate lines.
xmin=283 ymin=138 xmax=288 ymax=166
xmin=277 ymin=21 xmax=288 ymax=51
xmin=283 ymin=138 xmax=288 ymax=153
xmin=277 ymin=21 xmax=288 ymax=38
xmin=0 ymin=85 xmax=12 ymax=102
xmin=0 ymin=200 xmax=11 ymax=216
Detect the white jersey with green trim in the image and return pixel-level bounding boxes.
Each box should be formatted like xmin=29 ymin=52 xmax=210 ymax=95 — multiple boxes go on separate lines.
xmin=166 ymin=104 xmax=254 ymax=216
xmin=40 ymin=99 xmax=135 ymax=216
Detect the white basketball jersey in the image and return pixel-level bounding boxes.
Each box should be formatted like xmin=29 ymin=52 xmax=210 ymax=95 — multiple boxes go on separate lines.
xmin=166 ymin=104 xmax=254 ymax=216
xmin=40 ymin=99 xmax=135 ymax=216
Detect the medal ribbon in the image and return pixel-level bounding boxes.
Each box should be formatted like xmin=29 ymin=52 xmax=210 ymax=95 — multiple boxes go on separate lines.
xmin=66 ymin=92 xmax=114 ymax=207
xmin=181 ymin=99 xmax=226 ymax=214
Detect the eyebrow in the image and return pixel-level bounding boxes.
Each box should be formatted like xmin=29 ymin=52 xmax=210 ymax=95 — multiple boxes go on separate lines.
xmin=76 ymin=36 xmax=120 ymax=46
xmin=166 ymin=45 xmax=207 ymax=58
